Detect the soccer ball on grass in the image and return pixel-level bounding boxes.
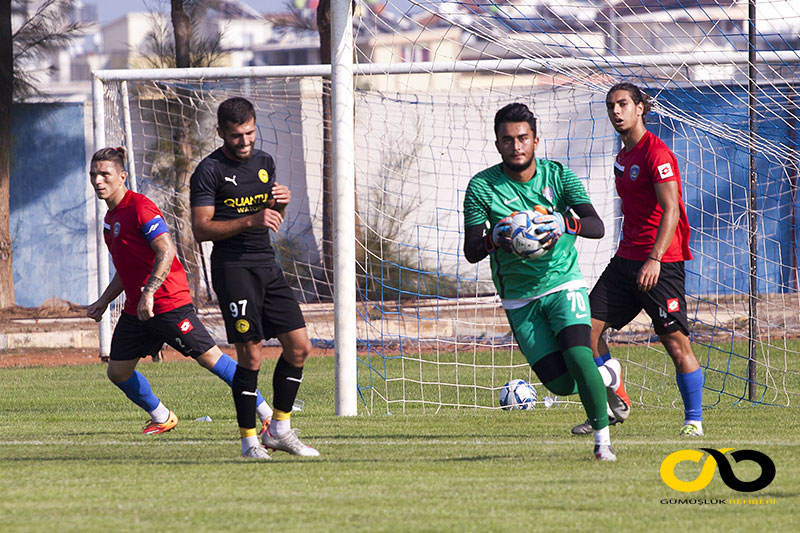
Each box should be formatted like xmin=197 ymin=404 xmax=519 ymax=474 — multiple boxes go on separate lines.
xmin=499 ymin=379 xmax=537 ymax=410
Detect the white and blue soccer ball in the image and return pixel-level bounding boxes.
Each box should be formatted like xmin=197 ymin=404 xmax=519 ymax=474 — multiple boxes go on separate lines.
xmin=499 ymin=379 xmax=537 ymax=410
xmin=509 ymin=211 xmax=547 ymax=259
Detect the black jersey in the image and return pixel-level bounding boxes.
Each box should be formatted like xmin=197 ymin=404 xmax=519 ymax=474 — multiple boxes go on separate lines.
xmin=190 ymin=147 xmax=278 ymax=268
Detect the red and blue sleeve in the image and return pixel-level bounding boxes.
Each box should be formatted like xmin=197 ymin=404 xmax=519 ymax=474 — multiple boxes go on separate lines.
xmin=137 ymin=198 xmax=170 ymax=244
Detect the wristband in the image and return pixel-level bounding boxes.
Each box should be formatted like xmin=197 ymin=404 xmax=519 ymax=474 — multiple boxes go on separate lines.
xmin=564 ymin=216 xmax=581 ymax=236
xmin=648 ymin=256 xmax=661 ymax=263
xmin=483 ymin=234 xmax=496 ymax=254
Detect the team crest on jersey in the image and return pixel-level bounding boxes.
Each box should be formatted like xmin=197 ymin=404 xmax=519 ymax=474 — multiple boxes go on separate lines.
xmin=113 ymin=222 xmax=121 ymax=237
xmin=542 ymin=186 xmax=554 ymax=203
xmin=235 ymin=319 xmax=250 ymax=333
xmin=258 ymin=169 xmax=269 ymax=183
xmin=630 ymin=165 xmax=640 ymax=181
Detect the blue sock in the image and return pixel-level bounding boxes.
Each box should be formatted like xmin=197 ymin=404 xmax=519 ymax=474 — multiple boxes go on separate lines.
xmin=114 ymin=371 xmax=161 ymax=413
xmin=594 ymin=351 xmax=611 ymax=367
xmin=211 ymin=353 xmax=266 ymax=406
xmin=676 ymin=368 xmax=704 ymax=422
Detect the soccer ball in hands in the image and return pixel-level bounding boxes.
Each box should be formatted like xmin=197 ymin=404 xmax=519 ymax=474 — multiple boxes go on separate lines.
xmin=509 ymin=208 xmax=549 ymax=259
xmin=499 ymin=379 xmax=537 ymax=410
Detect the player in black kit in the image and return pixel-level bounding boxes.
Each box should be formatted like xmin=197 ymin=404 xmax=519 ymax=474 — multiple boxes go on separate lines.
xmin=190 ymin=97 xmax=319 ymax=458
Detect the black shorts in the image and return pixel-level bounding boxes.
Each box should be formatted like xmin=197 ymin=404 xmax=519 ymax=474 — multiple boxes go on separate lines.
xmin=589 ymin=256 xmax=690 ymax=336
xmin=110 ymin=304 xmax=217 ymax=361
xmin=211 ymin=264 xmax=306 ymax=344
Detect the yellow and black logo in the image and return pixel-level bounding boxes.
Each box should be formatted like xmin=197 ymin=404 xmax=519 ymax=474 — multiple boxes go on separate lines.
xmin=235 ymin=319 xmax=250 ymax=333
xmin=258 ymin=168 xmax=269 ymax=183
xmin=660 ymin=448 xmax=775 ymax=493
xmin=223 ymin=193 xmax=270 ymax=214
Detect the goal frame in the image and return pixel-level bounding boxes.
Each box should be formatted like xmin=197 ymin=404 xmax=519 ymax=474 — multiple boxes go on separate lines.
xmin=90 ymin=37 xmax=787 ymax=416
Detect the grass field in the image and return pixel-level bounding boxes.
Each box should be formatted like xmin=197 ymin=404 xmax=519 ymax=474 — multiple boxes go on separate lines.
xmin=1 ymin=356 xmax=798 ymax=532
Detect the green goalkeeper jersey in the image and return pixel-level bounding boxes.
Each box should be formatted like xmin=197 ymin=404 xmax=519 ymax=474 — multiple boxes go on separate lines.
xmin=463 ymin=159 xmax=591 ymax=301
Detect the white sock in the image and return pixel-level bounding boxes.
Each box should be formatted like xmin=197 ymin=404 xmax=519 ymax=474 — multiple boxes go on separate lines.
xmin=602 ymin=359 xmax=622 ymax=390
xmin=594 ymin=426 xmax=611 ymax=446
xmin=149 ymin=402 xmax=170 ymax=424
xmin=269 ymin=418 xmax=291 ymax=437
xmin=597 ymin=366 xmax=613 ymax=388
xmin=241 ymin=435 xmax=259 ymax=454
xmin=257 ymin=400 xmax=274 ymax=422
xmin=685 ymin=420 xmax=703 ymax=431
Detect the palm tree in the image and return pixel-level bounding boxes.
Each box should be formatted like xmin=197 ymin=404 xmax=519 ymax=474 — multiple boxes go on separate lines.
xmin=135 ymin=0 xmax=226 ymax=302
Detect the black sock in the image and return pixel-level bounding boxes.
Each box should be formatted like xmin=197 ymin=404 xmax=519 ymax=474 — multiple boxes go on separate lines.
xmin=273 ymin=356 xmax=303 ymax=413
xmin=232 ymin=366 xmax=259 ymax=430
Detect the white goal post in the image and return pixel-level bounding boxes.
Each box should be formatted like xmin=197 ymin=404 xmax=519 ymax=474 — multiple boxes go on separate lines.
xmin=92 ymin=0 xmax=800 ymax=416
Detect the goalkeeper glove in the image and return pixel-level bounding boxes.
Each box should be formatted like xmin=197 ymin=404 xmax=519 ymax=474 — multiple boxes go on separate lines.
xmin=485 ymin=216 xmax=513 ymax=254
xmin=532 ymin=206 xmax=580 ymax=250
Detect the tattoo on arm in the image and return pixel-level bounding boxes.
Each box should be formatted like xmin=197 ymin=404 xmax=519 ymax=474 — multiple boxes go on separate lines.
xmin=143 ymin=247 xmax=170 ymax=294
xmin=143 ymin=272 xmax=167 ymax=295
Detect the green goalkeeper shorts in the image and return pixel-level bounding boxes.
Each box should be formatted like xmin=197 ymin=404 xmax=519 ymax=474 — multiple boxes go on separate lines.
xmin=504 ymin=287 xmax=592 ymax=368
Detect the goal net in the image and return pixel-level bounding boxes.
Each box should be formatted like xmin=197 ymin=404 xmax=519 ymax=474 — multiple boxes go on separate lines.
xmin=95 ymin=0 xmax=800 ymax=414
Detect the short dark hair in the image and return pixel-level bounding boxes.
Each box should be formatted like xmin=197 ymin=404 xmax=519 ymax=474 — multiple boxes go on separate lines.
xmin=217 ymin=97 xmax=256 ymax=128
xmin=494 ymin=103 xmax=537 ymax=137
xmin=91 ymin=146 xmax=126 ymax=171
xmin=607 ymin=82 xmax=653 ymax=118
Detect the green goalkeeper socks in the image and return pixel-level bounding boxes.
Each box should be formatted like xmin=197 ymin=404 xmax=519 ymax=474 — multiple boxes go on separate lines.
xmin=562 ymin=345 xmax=609 ymax=431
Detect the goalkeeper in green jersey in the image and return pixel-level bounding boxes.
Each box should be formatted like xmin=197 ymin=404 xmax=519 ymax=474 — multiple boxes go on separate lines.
xmin=463 ymin=103 xmax=622 ymax=461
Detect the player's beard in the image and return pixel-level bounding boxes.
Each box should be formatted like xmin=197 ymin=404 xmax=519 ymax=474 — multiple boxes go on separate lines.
xmin=504 ymin=153 xmax=534 ymax=173
xmin=225 ymin=141 xmax=253 ymax=161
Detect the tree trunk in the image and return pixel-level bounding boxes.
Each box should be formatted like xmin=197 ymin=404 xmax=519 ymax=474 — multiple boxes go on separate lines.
xmin=317 ymin=0 xmax=334 ymax=294
xmin=169 ymin=0 xmax=203 ymax=301
xmin=0 ymin=0 xmax=15 ymax=308
xmin=171 ymin=0 xmax=191 ymax=69
xmin=317 ymin=0 xmax=364 ymax=301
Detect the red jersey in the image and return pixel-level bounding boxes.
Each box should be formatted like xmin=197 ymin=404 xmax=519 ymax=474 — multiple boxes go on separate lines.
xmin=103 ymin=190 xmax=192 ymax=315
xmin=613 ymin=130 xmax=692 ymax=262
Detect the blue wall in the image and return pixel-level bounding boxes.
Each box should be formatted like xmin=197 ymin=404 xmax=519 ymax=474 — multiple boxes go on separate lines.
xmin=10 ymin=102 xmax=93 ymax=307
xmin=654 ymin=86 xmax=800 ymax=296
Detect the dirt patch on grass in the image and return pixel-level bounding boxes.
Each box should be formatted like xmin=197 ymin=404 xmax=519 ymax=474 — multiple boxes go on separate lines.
xmin=0 ymin=298 xmax=93 ymax=334
xmin=0 ymin=298 xmax=333 ymax=368
xmin=0 ymin=347 xmax=100 ymax=368
xmin=0 ymin=345 xmax=332 ymax=369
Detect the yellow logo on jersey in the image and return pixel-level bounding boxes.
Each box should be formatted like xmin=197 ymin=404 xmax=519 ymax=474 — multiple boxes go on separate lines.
xmin=258 ymin=168 xmax=269 ymax=183
xmin=235 ymin=319 xmax=250 ymax=333
xmin=223 ymin=193 xmax=270 ymax=214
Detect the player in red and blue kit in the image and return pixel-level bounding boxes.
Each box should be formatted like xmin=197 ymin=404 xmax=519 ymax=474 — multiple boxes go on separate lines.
xmin=86 ymin=147 xmax=274 ymax=458
xmin=571 ymin=83 xmax=704 ymax=437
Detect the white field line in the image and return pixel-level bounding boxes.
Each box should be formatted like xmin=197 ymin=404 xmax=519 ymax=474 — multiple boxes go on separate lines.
xmin=0 ymin=438 xmax=798 ymax=447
